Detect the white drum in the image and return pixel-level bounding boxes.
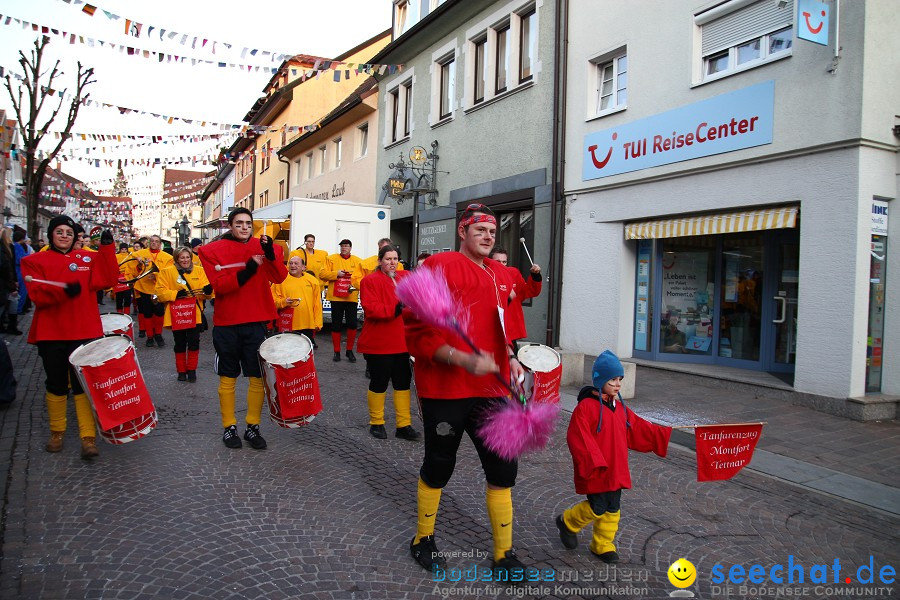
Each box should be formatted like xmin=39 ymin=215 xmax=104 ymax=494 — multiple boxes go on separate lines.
xmin=100 ymin=313 xmax=134 ymax=340
xmin=517 ymin=343 xmax=563 ymax=404
xmin=69 ymin=335 xmax=157 ymax=444
xmin=258 ymin=333 xmax=323 ymax=428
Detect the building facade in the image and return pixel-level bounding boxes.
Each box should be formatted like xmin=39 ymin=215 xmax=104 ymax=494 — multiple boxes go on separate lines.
xmin=560 ymin=0 xmax=899 ymax=400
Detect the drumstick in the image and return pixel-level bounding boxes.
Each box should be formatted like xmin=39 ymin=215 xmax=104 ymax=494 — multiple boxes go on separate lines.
xmin=519 ymin=237 xmax=534 ymax=267
xmin=24 ymin=275 xmax=67 ymax=288
xmin=215 ymin=262 xmax=246 ymax=271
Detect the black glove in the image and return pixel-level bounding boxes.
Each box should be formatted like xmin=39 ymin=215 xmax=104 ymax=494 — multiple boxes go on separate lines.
xmin=202 ymin=284 xmax=213 ymax=295
xmin=394 ymin=302 xmax=404 ymax=317
xmin=260 ymin=235 xmax=276 ymax=261
xmin=176 ymin=289 xmax=189 ymax=299
xmin=64 ymin=282 xmax=81 ymax=298
xmin=236 ymin=258 xmax=259 ymax=287
xmin=100 ymin=230 xmax=114 ymax=246
xmin=530 ymin=272 xmax=541 ymax=282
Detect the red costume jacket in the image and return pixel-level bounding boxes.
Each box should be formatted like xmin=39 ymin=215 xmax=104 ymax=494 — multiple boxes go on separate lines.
xmin=22 ymin=243 xmax=119 ymax=343
xmin=358 ymin=269 xmax=408 ymax=355
xmin=404 ymin=252 xmax=514 ymax=400
xmin=567 ymin=386 xmax=671 ymax=494
xmin=198 ymin=235 xmax=287 ymax=327
xmin=505 ymin=266 xmax=541 ymax=341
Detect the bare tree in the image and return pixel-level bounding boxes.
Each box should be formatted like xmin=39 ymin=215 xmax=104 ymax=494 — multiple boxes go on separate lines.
xmin=3 ymin=36 xmax=95 ymax=242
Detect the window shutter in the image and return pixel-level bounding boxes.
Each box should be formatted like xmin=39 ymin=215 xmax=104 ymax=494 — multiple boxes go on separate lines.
xmin=701 ymin=0 xmax=793 ymax=56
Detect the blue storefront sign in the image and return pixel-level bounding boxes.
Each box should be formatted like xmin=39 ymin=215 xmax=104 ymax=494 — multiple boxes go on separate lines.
xmin=797 ymin=0 xmax=830 ymax=46
xmin=583 ymin=80 xmax=775 ymax=181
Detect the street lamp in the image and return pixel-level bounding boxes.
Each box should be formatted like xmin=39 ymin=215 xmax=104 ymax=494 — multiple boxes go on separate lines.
xmin=177 ymin=215 xmax=191 ymax=247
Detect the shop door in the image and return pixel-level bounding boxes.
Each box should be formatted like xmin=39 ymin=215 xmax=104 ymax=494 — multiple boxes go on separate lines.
xmin=762 ymin=234 xmax=799 ymax=373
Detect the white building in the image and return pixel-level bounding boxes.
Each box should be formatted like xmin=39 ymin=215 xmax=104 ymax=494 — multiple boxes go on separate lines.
xmin=560 ymin=0 xmax=899 ymax=412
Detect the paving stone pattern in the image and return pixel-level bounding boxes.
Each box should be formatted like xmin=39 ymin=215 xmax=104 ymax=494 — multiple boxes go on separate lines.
xmin=1 ymin=314 xmax=898 ymax=599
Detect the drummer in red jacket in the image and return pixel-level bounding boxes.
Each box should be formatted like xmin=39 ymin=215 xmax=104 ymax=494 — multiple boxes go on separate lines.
xmin=198 ymin=207 xmax=287 ymax=450
xmin=357 ymin=244 xmax=419 ymax=442
xmin=488 ymin=247 xmax=542 ymax=349
xmin=555 ymin=350 xmax=671 ymax=563
xmin=21 ymin=215 xmax=119 ymax=459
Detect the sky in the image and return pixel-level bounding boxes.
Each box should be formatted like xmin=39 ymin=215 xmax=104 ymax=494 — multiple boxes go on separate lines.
xmin=0 ymin=0 xmax=392 ymax=191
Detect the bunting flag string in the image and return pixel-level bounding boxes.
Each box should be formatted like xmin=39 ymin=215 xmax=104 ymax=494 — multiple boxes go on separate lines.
xmin=3 ymin=62 xmax=322 ymax=133
xmin=63 ymin=134 xmax=234 ymax=156
xmin=1 ymin=11 xmax=402 ymax=76
xmin=56 ymin=0 xmax=403 ymax=73
xmin=43 ymin=172 xmax=215 ymax=194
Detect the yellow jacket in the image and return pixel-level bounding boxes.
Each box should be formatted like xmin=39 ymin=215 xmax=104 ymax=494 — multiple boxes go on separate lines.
xmin=320 ymin=253 xmax=364 ymax=303
xmin=271 ymin=272 xmax=322 ymax=331
xmin=289 ymin=247 xmax=329 ymax=281
xmin=154 ymin=265 xmax=210 ymax=327
xmin=132 ymin=248 xmax=174 ymax=295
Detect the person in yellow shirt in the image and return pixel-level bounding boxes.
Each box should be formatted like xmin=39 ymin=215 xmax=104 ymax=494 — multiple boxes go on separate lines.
xmin=155 ymin=247 xmax=211 ymax=382
xmin=133 ymin=235 xmax=174 ymax=347
xmin=272 ymin=255 xmax=322 ymax=342
xmin=288 ymin=233 xmax=329 ymax=282
xmin=114 ymin=243 xmax=139 ymax=315
xmin=320 ymin=238 xmax=364 ymax=362
xmin=360 ymin=237 xmax=406 ymax=276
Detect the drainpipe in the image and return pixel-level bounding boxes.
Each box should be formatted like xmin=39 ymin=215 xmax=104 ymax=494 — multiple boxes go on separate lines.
xmin=546 ymin=0 xmax=569 ymax=347
xmin=277 ymin=150 xmax=291 ymax=201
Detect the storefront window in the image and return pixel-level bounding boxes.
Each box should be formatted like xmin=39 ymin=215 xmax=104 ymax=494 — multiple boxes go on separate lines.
xmin=660 ymin=240 xmax=714 ymax=355
xmin=719 ymin=235 xmax=764 ymax=361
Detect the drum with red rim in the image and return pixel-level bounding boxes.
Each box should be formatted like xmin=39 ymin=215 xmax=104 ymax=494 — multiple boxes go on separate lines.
xmin=517 ymin=343 xmax=563 ymax=404
xmin=258 ymin=333 xmax=323 ymax=428
xmin=100 ymin=313 xmax=134 ymax=340
xmin=69 ymin=335 xmax=157 ymax=444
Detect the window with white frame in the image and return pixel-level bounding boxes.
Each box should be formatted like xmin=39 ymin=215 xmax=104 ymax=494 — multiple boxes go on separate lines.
xmin=696 ymin=0 xmax=794 ymax=82
xmin=278 ymin=179 xmax=285 ymax=201
xmin=357 ymin=122 xmax=369 ymax=157
xmin=495 ymin=23 xmax=511 ymax=94
xmin=394 ymin=0 xmax=420 ymax=37
xmin=294 ymin=158 xmax=302 ymax=184
xmin=519 ymin=8 xmax=536 ymax=83
xmin=305 ymin=152 xmax=314 ymax=179
xmin=433 ymin=51 xmax=456 ymax=122
xmin=386 ymin=76 xmax=414 ymax=145
xmin=473 ymin=37 xmax=487 ymax=104
xmin=334 ymin=138 xmax=342 ymax=169
xmin=589 ymin=50 xmax=627 ymax=117
xmin=318 ymin=145 xmax=327 ymax=174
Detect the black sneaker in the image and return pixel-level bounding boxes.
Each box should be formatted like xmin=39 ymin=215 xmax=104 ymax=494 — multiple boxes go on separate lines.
xmin=154 ymin=334 xmax=165 ymax=347
xmin=556 ymin=515 xmax=578 ymax=549
xmin=333 ymin=352 xmax=341 ymax=362
xmin=138 ymin=330 xmax=146 ymax=338
xmin=243 ymin=424 xmax=267 ymax=450
xmin=591 ymin=550 xmax=620 ymax=564
xmin=187 ymin=370 xmax=197 ymax=382
xmin=395 ymin=425 xmax=421 ymax=441
xmin=346 ymin=350 xmax=357 ymax=363
xmin=177 ymin=372 xmax=187 ymax=382
xmin=145 ymin=337 xmax=155 ymax=347
xmin=369 ymin=424 xmax=387 ymax=439
xmin=492 ymin=550 xmax=528 ymax=583
xmin=222 ymin=425 xmax=242 ymax=449
xmin=410 ymin=536 xmax=446 ymax=572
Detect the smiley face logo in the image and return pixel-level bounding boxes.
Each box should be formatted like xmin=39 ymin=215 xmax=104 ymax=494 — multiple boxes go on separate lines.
xmin=803 ymin=9 xmax=826 ymax=34
xmin=587 ymin=132 xmax=618 ymax=169
xmin=667 ymin=558 xmax=696 ymax=588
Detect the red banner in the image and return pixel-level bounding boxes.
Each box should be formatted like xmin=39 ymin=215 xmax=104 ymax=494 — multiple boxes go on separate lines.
xmin=530 ymin=362 xmax=562 ymax=403
xmin=278 ymin=308 xmax=295 ymax=332
xmin=332 ymin=276 xmax=351 ymax=297
xmin=170 ymin=297 xmax=196 ymax=330
xmin=694 ymin=424 xmax=763 ymax=481
xmin=271 ymin=359 xmax=322 ymax=420
xmin=79 ymin=347 xmax=154 ymax=431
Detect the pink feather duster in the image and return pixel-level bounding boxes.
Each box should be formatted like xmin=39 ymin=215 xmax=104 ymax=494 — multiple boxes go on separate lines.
xmin=398 ymin=266 xmax=559 ymax=460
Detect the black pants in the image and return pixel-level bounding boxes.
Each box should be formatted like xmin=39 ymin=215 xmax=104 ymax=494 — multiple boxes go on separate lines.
xmin=115 ymin=290 xmax=133 ymax=312
xmin=330 ymin=301 xmax=358 ymax=333
xmin=37 ymin=339 xmax=93 ymax=396
xmin=212 ymin=322 xmax=266 ymax=378
xmin=366 ymin=353 xmax=411 ymax=393
xmin=137 ymin=293 xmax=165 ymax=318
xmin=587 ymin=490 xmax=622 ymax=515
xmin=173 ymin=325 xmax=201 ymax=353
xmin=419 ymin=396 xmax=517 ymax=489
xmin=0 ymin=338 xmax=16 ymax=404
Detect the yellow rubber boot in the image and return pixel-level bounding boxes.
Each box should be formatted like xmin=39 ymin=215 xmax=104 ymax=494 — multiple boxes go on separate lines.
xmin=73 ymin=393 xmax=97 ymax=439
xmin=218 ymin=376 xmax=237 ymax=428
xmin=246 ymin=377 xmax=265 ymax=426
xmin=563 ymin=500 xmax=599 ymax=534
xmin=45 ymin=392 xmax=68 ymax=435
xmin=590 ymin=510 xmax=621 ymax=562
xmin=393 ymin=389 xmax=412 ymax=429
xmin=486 ymin=486 xmax=513 ymax=562
xmin=367 ymin=390 xmax=386 ymax=425
xmin=414 ymin=478 xmax=442 ymax=543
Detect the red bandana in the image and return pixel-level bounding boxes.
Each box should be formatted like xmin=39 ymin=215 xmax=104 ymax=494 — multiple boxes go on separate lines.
xmin=459 ymin=214 xmax=497 ymax=228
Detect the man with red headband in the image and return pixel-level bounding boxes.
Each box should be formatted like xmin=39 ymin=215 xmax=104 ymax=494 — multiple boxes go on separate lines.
xmin=404 ymin=203 xmax=528 ymax=581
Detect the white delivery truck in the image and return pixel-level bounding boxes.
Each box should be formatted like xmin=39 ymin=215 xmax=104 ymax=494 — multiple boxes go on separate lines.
xmin=252 ymin=197 xmax=392 ymax=324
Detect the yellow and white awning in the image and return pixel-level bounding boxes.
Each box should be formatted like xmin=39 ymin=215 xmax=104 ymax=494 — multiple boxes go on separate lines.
xmin=625 ymin=205 xmax=798 ymax=240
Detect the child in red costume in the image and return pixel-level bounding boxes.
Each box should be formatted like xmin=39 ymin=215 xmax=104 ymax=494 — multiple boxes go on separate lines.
xmin=555 ymin=350 xmax=671 ymax=563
